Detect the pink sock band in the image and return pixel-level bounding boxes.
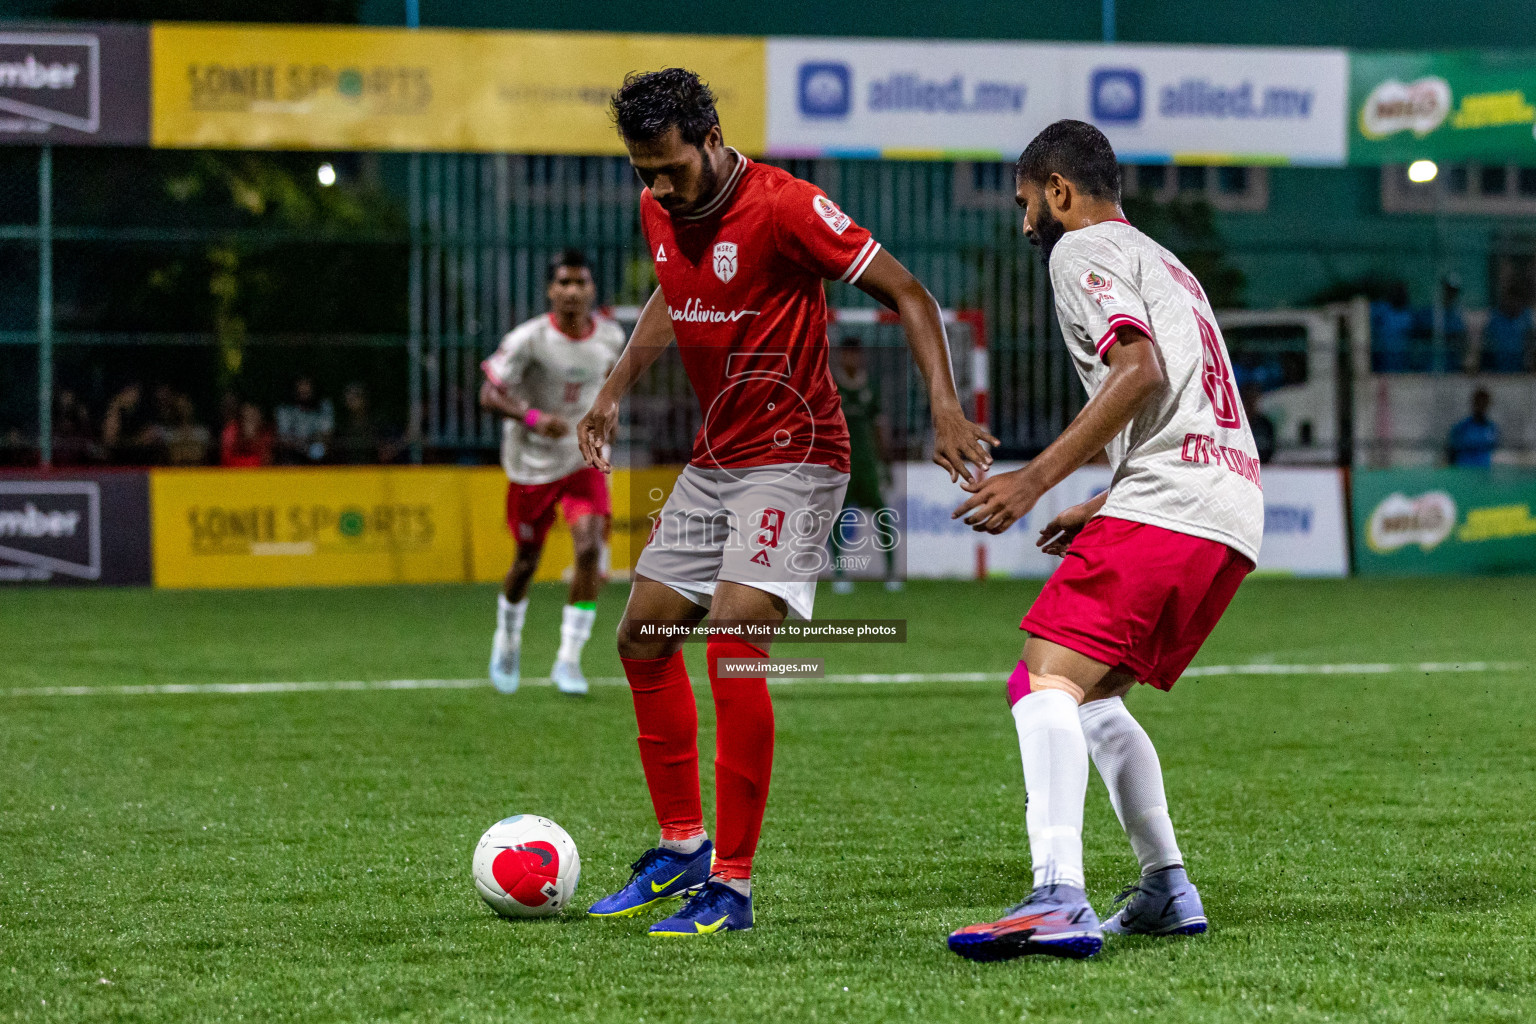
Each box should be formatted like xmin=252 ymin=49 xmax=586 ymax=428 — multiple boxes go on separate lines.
xmin=1006 ymin=660 xmax=1031 ymax=706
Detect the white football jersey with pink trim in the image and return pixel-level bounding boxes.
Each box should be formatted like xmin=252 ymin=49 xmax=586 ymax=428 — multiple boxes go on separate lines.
xmin=1050 ymin=219 xmax=1264 ymax=562
xmin=482 ymin=313 xmax=624 ymax=485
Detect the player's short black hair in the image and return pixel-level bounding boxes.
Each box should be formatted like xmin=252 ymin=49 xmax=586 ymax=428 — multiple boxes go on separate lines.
xmin=546 ymin=248 xmax=590 ymax=284
xmin=610 ymin=68 xmax=720 ymax=148
xmin=1015 ymin=119 xmax=1122 ymax=203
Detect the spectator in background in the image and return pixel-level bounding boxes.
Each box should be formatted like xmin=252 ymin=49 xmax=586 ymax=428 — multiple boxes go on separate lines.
xmin=1481 ymin=285 xmax=1534 ymax=373
xmin=221 ymin=402 xmax=274 ymax=468
xmin=102 ymin=381 xmax=157 ymax=464
xmin=52 ymin=389 xmax=100 ymax=466
xmin=1241 ymin=383 xmax=1277 ymax=464
xmin=1447 ymin=388 xmax=1500 ymax=468
xmin=160 ymin=393 xmax=211 ymax=466
xmin=1410 ymin=274 xmax=1467 ymax=372
xmin=274 ymin=377 xmax=334 ymax=465
xmin=218 ymin=391 xmax=240 ymax=437
xmin=1370 ymin=282 xmax=1413 ymax=372
xmin=334 ymin=382 xmax=382 ymax=464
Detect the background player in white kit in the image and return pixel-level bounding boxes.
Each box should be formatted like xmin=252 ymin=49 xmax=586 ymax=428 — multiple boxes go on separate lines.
xmin=480 ymin=249 xmax=624 ymax=695
xmin=945 ymin=121 xmax=1265 ymax=962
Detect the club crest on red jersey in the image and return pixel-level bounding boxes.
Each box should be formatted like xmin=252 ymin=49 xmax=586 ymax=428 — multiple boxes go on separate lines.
xmin=713 ymin=241 xmax=739 ymax=283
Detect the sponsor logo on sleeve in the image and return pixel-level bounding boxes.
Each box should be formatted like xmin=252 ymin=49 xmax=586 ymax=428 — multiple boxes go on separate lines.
xmin=813 ymin=194 xmax=851 ymax=235
xmin=1090 ymin=68 xmax=1143 ymax=124
xmin=1080 ymin=269 xmax=1121 ymax=307
xmin=798 ymin=61 xmax=851 ymax=119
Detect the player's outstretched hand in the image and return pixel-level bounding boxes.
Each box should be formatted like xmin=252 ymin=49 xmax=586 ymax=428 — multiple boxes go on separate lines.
xmin=576 ymin=398 xmax=618 ymax=473
xmin=932 ymin=407 xmax=999 ymax=485
xmin=1036 ymin=500 xmax=1096 ymax=556
xmin=952 ymin=468 xmax=1040 ymax=534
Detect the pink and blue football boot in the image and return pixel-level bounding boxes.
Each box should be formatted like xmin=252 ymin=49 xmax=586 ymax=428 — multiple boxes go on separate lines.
xmin=948 ymin=883 xmax=1103 ymax=961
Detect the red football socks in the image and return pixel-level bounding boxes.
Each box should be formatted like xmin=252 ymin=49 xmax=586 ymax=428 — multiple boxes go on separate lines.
xmin=706 ymin=633 xmax=775 ymax=881
xmin=621 ymin=651 xmax=705 ymax=842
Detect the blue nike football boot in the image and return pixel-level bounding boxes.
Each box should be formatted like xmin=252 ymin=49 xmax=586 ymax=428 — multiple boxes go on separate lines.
xmin=649 ymin=880 xmax=753 ymax=936
xmin=587 ymin=843 xmax=712 ymax=918
xmin=948 ymin=883 xmax=1103 ymax=961
xmin=1103 ymin=866 xmax=1208 ymax=936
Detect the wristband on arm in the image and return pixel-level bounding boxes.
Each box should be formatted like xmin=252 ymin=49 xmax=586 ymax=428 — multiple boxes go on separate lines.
xmin=523 ymin=408 xmax=543 ymax=429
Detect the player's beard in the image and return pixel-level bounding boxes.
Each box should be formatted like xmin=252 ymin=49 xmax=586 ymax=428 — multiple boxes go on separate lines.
xmin=663 ymin=148 xmax=721 ymax=217
xmin=1029 ymin=207 xmax=1067 ymax=267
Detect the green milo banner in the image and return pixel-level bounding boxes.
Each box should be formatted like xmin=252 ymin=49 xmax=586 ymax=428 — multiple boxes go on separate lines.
xmin=1350 ymin=50 xmax=1536 ymax=164
xmin=1353 ymin=469 xmax=1536 ymax=575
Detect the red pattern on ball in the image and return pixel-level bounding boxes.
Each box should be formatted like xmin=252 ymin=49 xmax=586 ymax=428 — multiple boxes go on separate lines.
xmin=491 ymin=842 xmax=560 ymax=907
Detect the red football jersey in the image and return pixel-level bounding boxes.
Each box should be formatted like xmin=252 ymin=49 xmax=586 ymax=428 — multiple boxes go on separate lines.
xmin=640 ymin=152 xmax=881 ymax=474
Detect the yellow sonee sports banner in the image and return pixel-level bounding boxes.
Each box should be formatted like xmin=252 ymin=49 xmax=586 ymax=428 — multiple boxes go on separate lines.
xmin=151 ymin=466 xmax=679 ymax=589
xmin=150 ymin=23 xmax=766 ymax=154
xmin=465 ymin=465 xmax=682 ymax=586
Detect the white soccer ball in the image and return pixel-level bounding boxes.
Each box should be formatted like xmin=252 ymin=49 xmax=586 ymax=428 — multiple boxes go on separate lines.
xmin=472 ymin=815 xmax=581 ymax=918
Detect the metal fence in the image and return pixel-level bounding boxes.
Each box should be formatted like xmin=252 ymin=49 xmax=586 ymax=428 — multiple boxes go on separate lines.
xmin=4 ymin=147 xmax=1532 ymax=470
xmin=408 ymin=153 xmax=1072 ymax=459
xmin=0 ymin=148 xmax=1076 ymax=466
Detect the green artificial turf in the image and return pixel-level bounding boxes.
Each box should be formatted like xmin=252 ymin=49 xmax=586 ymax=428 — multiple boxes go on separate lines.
xmin=1 ymin=578 xmax=1533 ymax=1022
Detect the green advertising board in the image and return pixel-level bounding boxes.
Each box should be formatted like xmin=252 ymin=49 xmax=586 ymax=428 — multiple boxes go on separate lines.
xmin=1353 ymin=469 xmax=1536 ymax=575
xmin=1351 ymin=50 xmax=1536 ymax=164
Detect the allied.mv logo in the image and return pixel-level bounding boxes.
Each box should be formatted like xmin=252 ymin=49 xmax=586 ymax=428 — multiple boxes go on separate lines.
xmin=712 ymin=241 xmax=738 ymax=283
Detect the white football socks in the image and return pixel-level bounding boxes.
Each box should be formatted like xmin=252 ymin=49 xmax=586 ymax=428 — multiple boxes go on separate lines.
xmin=1011 ymin=689 xmax=1089 ymax=890
xmin=659 ymin=833 xmax=707 ymax=856
xmin=1079 ymin=696 xmax=1184 ymax=876
xmin=496 ymin=594 xmax=528 ymax=648
xmin=556 ymin=604 xmax=596 ymax=665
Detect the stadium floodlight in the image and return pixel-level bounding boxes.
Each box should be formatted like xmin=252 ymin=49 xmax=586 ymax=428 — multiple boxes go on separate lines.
xmin=317 ymin=162 xmax=338 ymax=187
xmin=1407 ymin=159 xmax=1439 ymax=184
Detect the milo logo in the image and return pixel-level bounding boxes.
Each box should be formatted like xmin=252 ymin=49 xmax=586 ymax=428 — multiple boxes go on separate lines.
xmin=1367 ymin=491 xmax=1457 ymax=553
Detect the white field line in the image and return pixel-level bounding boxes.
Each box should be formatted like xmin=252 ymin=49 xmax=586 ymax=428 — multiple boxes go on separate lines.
xmin=1 ymin=661 xmax=1524 ymax=698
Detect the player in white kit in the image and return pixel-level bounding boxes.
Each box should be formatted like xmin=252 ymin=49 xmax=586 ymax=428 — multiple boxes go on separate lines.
xmin=946 ymin=121 xmax=1264 ymax=961
xmin=480 ymin=250 xmax=625 ymax=695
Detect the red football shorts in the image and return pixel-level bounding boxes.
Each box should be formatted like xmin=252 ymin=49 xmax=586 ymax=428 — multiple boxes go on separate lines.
xmin=1021 ymin=515 xmax=1254 ymax=691
xmin=505 ymin=466 xmax=611 ymax=546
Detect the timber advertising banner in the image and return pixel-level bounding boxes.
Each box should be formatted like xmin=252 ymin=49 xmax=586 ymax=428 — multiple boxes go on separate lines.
xmin=0 ymin=472 xmax=152 ymax=585
xmin=1351 ymin=49 xmax=1536 ymax=164
xmin=149 ymin=24 xmax=766 ymax=154
xmin=0 ymin=23 xmax=149 ymax=145
xmin=1353 ymin=468 xmax=1536 ymax=575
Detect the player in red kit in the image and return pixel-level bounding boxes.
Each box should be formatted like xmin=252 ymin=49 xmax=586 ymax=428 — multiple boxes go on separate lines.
xmin=579 ymin=68 xmax=995 ymax=935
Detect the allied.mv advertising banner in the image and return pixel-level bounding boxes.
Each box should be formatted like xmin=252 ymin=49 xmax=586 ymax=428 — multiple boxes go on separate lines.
xmin=767 ymin=40 xmax=1348 ymax=164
